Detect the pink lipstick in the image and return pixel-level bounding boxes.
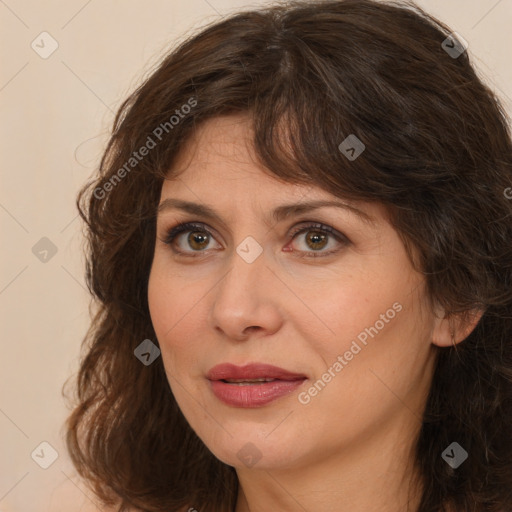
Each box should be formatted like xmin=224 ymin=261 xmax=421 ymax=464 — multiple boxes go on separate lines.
xmin=206 ymin=363 xmax=307 ymax=407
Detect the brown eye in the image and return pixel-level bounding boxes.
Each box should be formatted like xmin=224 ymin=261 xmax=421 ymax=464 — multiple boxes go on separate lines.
xmin=287 ymin=223 xmax=349 ymax=258
xmin=162 ymin=221 xmax=349 ymax=259
xmin=186 ymin=231 xmax=210 ymax=251
xmin=162 ymin=222 xmax=220 ymax=255
xmin=303 ymin=230 xmax=329 ymax=250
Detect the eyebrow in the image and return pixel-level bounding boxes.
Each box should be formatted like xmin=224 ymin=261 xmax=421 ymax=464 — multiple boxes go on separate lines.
xmin=157 ymin=198 xmax=377 ymax=227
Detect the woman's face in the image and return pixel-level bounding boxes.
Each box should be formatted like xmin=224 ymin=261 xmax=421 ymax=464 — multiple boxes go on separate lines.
xmin=147 ymin=114 xmax=442 ymax=473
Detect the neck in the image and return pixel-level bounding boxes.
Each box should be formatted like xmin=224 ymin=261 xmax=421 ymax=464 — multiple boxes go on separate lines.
xmin=234 ymin=413 xmax=424 ymax=512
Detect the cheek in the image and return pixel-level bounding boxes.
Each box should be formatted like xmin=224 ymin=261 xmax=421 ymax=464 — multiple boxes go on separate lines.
xmin=148 ymin=258 xmax=188 ymax=334
xmin=148 ymin=273 xmax=210 ymax=425
xmin=147 ymin=270 xmax=168 ymax=337
xmin=310 ymin=270 xmax=424 ymax=383
xmin=303 ymin=273 xmax=392 ymax=350
xmin=147 ymin=268 xmax=204 ymax=371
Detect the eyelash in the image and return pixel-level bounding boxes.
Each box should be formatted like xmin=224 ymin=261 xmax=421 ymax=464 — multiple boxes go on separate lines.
xmin=160 ymin=221 xmax=349 ymax=259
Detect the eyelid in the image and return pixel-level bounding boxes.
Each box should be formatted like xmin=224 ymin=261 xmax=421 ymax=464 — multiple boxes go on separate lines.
xmin=288 ymin=222 xmax=345 ymax=240
xmin=160 ymin=220 xmax=350 ymax=258
xmin=160 ymin=221 xmax=219 ymax=246
xmin=161 ymin=220 xmax=346 ymax=242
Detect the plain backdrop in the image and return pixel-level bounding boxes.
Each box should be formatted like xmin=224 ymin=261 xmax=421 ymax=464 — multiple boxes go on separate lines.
xmin=0 ymin=0 xmax=511 ymax=510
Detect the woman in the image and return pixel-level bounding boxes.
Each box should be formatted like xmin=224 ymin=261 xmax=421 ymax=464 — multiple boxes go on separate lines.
xmin=64 ymin=0 xmax=512 ymax=510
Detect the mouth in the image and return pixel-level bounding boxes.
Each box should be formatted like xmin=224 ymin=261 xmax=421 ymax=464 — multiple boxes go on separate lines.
xmin=220 ymin=378 xmax=283 ymax=385
xmin=206 ymin=363 xmax=308 ymax=407
xmin=206 ymin=362 xmax=307 ymax=381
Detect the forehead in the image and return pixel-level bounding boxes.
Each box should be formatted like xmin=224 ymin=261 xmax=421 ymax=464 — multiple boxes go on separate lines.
xmin=159 ymin=114 xmax=389 ymax=228
xmin=165 ymin=114 xmax=268 ymax=182
xmin=161 ymin=115 xmax=303 ymax=210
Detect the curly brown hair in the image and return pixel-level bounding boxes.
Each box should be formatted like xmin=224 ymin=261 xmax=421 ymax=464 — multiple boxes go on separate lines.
xmin=63 ymin=0 xmax=512 ymax=510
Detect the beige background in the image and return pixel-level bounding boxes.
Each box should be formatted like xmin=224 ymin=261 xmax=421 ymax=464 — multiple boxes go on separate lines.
xmin=0 ymin=0 xmax=510 ymax=511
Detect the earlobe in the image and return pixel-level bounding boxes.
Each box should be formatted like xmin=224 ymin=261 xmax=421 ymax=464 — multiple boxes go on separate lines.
xmin=432 ymin=307 xmax=485 ymax=348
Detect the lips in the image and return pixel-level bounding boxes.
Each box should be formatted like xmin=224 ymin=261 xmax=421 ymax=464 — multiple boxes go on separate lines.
xmin=206 ymin=363 xmax=308 ymax=407
xmin=206 ymin=363 xmax=307 ymax=382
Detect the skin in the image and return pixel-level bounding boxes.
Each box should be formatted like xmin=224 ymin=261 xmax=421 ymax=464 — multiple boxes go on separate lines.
xmin=147 ymin=114 xmax=482 ymax=512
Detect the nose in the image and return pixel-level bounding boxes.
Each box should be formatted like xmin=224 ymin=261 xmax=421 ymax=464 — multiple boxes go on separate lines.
xmin=208 ymin=245 xmax=283 ymax=342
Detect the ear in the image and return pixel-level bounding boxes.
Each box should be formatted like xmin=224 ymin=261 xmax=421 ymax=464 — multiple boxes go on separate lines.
xmin=432 ymin=306 xmax=485 ymax=348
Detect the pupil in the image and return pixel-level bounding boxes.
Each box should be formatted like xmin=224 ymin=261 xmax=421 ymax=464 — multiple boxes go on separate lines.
xmin=189 ymin=231 xmax=209 ymax=250
xmin=307 ymin=231 xmax=327 ymax=250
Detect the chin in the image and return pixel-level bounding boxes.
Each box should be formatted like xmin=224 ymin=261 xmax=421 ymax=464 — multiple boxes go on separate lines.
xmin=198 ymin=426 xmax=306 ymax=471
